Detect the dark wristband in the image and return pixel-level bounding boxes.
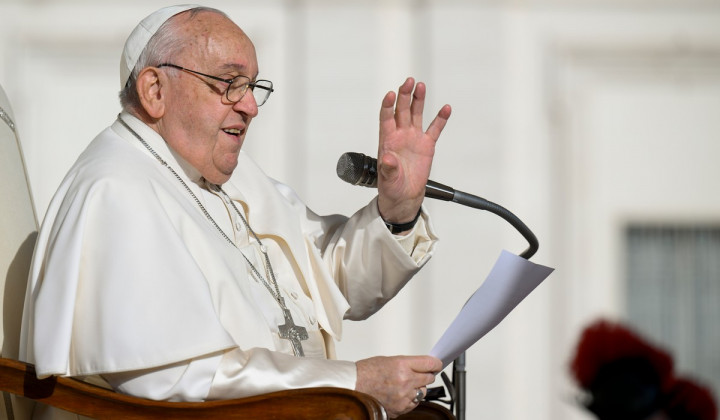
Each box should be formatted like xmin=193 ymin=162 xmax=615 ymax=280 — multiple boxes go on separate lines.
xmin=383 ymin=208 xmax=422 ymax=234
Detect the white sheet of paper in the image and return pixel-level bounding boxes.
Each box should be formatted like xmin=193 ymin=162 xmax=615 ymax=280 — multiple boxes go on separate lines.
xmin=429 ymin=250 xmax=555 ymax=368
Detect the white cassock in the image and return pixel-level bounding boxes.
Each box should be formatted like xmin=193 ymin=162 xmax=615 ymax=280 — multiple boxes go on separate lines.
xmin=19 ymin=112 xmax=438 ymax=418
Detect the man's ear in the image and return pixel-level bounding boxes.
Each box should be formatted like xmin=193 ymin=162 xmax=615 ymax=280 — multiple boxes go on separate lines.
xmin=136 ymin=67 xmax=167 ymax=119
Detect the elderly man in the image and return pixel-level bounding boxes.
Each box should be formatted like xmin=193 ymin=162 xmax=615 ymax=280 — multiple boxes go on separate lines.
xmin=20 ymin=5 xmax=452 ymax=419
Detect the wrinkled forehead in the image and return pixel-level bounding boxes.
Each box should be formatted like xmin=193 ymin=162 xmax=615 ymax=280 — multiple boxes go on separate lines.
xmin=120 ymin=6 xmax=259 ymax=87
xmin=174 ymin=11 xmax=259 ymax=76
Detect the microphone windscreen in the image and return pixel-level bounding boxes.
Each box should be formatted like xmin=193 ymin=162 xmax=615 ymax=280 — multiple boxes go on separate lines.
xmin=336 ymin=152 xmax=373 ymax=185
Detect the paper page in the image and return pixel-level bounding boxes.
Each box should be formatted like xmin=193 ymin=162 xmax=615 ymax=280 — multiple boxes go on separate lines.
xmin=429 ymin=250 xmax=555 ymax=368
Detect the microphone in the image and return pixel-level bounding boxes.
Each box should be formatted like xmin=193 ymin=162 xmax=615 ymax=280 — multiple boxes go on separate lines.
xmin=336 ymin=152 xmax=455 ymax=201
xmin=336 ymin=152 xmax=539 ymax=259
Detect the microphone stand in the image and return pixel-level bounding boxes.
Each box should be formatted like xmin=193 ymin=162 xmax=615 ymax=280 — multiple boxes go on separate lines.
xmin=424 ymin=181 xmax=539 ymax=420
xmin=425 ymin=181 xmax=538 ymax=260
xmin=336 ymin=152 xmax=540 ymax=419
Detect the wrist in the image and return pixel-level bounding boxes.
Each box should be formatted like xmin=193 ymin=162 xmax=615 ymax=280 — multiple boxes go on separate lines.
xmin=382 ymin=208 xmax=422 ymax=234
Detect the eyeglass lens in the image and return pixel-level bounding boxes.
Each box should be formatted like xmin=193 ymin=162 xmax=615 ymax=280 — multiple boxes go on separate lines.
xmin=228 ymin=78 xmax=272 ymax=106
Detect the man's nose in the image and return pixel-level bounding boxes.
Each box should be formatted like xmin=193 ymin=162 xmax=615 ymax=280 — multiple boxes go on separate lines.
xmin=233 ymin=91 xmax=259 ymax=117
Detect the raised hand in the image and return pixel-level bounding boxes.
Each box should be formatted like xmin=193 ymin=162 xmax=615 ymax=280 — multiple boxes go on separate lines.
xmin=377 ymin=77 xmax=451 ymax=232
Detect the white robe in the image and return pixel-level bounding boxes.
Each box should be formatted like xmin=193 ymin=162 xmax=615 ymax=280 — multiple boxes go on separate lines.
xmin=19 ymin=112 xmax=438 ymax=408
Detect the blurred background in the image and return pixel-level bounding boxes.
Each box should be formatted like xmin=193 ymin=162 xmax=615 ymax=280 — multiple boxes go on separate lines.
xmin=1 ymin=0 xmax=719 ymax=419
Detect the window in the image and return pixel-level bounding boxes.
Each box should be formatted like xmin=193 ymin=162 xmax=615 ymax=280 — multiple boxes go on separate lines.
xmin=626 ymin=225 xmax=720 ymax=395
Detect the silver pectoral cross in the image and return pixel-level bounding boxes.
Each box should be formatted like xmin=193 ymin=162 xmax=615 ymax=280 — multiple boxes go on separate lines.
xmin=278 ymin=305 xmax=308 ymax=357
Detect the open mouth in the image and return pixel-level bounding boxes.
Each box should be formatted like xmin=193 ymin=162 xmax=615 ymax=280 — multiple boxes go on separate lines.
xmin=223 ymin=128 xmax=242 ymax=136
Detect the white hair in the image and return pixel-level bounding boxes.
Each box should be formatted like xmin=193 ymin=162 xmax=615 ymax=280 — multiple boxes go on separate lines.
xmin=118 ymin=7 xmax=228 ymax=112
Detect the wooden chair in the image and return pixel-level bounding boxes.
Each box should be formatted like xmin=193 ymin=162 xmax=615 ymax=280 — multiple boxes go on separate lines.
xmin=0 ymin=84 xmax=454 ymax=420
xmin=0 ymin=357 xmax=388 ymax=419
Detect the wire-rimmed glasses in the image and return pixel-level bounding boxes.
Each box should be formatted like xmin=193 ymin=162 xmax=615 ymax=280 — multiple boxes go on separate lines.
xmin=157 ymin=63 xmax=274 ymax=106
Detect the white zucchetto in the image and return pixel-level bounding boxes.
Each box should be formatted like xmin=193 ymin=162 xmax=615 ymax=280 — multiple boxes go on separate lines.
xmin=120 ymin=4 xmax=200 ymax=89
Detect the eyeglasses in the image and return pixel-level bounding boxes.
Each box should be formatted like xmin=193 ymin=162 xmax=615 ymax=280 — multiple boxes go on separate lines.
xmin=157 ymin=63 xmax=274 ymax=106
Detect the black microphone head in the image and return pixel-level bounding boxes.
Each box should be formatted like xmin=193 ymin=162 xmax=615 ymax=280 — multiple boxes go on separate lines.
xmin=336 ymin=152 xmax=366 ymax=185
xmin=336 ymin=152 xmax=378 ymax=188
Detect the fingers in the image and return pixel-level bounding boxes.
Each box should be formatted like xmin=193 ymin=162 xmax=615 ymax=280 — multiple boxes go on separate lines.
xmin=409 ymin=82 xmax=426 ymax=129
xmin=379 ymin=78 xmax=451 ymax=138
xmin=408 ymin=355 xmax=443 ymax=374
xmin=394 ymin=77 xmax=415 ymax=127
xmin=379 ymin=78 xmax=425 ymax=126
xmin=425 ymin=104 xmax=452 ymax=142
xmin=379 ymin=91 xmax=396 ymax=126
xmin=393 ymin=78 xmax=428 ymax=130
xmin=401 ymin=356 xmax=441 ymax=403
xmin=415 ymin=371 xmax=439 ymax=388
xmin=411 ymin=386 xmax=427 ymax=404
xmin=356 ymin=356 xmax=442 ymax=418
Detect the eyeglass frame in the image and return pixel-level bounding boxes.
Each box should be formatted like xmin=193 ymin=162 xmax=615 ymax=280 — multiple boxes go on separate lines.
xmin=157 ymin=63 xmax=274 ymax=106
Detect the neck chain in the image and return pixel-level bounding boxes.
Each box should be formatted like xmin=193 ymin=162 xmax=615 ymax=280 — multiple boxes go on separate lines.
xmin=117 ymin=116 xmax=308 ymax=356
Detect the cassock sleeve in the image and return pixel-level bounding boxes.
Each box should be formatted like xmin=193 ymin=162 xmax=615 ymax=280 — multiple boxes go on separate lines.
xmin=309 ymin=195 xmax=439 ymax=321
xmin=104 ymin=348 xmax=357 ymax=401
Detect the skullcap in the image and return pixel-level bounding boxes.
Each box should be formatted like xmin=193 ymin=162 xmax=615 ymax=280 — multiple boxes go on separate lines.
xmin=120 ymin=4 xmax=200 ymax=88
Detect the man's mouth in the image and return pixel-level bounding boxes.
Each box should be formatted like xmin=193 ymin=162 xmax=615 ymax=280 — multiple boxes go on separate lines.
xmin=223 ymin=128 xmax=242 ymax=136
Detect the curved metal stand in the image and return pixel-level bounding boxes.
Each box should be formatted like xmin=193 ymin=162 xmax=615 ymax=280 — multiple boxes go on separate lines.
xmin=424 ymin=182 xmax=540 ymax=420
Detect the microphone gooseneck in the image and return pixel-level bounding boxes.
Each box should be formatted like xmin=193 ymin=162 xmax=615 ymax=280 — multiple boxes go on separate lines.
xmin=336 ymin=152 xmax=539 ymax=259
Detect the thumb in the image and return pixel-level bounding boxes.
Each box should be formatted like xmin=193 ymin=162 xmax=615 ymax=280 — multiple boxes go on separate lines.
xmin=379 ymin=152 xmax=401 ymax=182
xmin=410 ymin=355 xmax=443 ymax=373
